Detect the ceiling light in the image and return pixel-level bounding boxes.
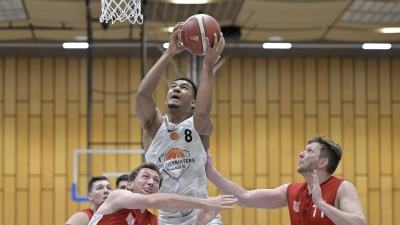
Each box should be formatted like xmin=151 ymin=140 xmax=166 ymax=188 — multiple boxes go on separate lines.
xmin=263 ymin=43 xmax=292 ymax=49
xmin=63 ymin=42 xmax=89 ymax=49
xmin=377 ymin=27 xmax=400 ymax=33
xmin=172 ymin=0 xmax=208 ymax=4
xmin=362 ymin=43 xmax=391 ymax=50
xmin=163 ymin=43 xmax=169 ymax=49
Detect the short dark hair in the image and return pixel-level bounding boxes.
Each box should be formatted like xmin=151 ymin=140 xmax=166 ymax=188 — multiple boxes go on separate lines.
xmin=128 ymin=162 xmax=163 ymax=188
xmin=308 ymin=134 xmax=343 ymax=175
xmin=174 ymin=77 xmax=197 ymax=100
xmin=87 ymin=176 xmax=109 ymax=193
xmin=116 ymin=174 xmax=128 ymax=187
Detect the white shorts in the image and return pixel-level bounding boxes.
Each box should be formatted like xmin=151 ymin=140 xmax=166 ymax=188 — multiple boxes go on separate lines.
xmin=160 ymin=209 xmax=222 ymax=225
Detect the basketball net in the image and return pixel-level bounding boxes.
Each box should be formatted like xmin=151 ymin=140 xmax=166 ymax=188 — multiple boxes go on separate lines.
xmin=99 ymin=0 xmax=143 ymax=24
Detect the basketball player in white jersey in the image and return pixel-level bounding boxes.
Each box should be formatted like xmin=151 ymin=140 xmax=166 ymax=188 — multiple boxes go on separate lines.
xmin=135 ymin=22 xmax=225 ymax=225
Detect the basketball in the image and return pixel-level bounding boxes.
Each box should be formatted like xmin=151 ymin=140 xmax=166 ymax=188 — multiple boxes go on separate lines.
xmin=166 ymin=148 xmax=185 ymax=161
xmin=180 ymin=14 xmax=221 ymax=56
xmin=170 ymin=132 xmax=178 ymax=140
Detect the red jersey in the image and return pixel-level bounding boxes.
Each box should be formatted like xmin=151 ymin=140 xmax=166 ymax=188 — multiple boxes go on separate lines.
xmin=88 ymin=208 xmax=158 ymax=225
xmin=286 ymin=176 xmax=344 ymax=225
xmin=81 ymin=208 xmax=94 ymax=220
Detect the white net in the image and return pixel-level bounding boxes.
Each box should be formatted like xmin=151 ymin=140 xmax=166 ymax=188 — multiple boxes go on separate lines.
xmin=100 ymin=0 xmax=143 ymax=24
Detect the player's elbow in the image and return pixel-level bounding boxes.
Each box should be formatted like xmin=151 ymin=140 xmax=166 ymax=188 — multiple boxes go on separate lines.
xmin=235 ymin=192 xmax=253 ymax=208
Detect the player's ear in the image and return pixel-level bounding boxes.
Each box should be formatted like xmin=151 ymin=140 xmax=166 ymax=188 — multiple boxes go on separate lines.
xmin=319 ymin=158 xmax=328 ymax=168
xmin=88 ymin=192 xmax=93 ymax=201
xmin=191 ymin=99 xmax=195 ymax=109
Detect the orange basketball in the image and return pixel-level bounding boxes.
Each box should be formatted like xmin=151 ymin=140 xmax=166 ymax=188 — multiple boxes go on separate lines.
xmin=181 ymin=14 xmax=221 ymax=56
xmin=170 ymin=132 xmax=178 ymax=140
xmin=166 ymin=148 xmax=185 ymax=160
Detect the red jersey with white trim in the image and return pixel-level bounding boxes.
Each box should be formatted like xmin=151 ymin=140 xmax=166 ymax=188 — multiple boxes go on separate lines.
xmin=88 ymin=208 xmax=158 ymax=225
xmin=286 ymin=176 xmax=344 ymax=225
xmin=81 ymin=208 xmax=94 ymax=220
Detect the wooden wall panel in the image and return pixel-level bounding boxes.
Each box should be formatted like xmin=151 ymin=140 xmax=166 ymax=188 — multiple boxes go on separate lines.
xmin=255 ymin=59 xmax=267 ymax=115
xmin=268 ymin=59 xmax=279 ymax=101
xmin=16 ymin=190 xmax=28 ymax=225
xmin=30 ymin=117 xmax=41 ymax=175
xmin=0 ymin=56 xmax=399 ymax=225
xmin=381 ymin=176 xmax=393 ymax=225
xmin=17 ymin=103 xmax=28 ymax=189
xmin=355 ymin=59 xmax=366 ymax=115
xmin=393 ymin=59 xmax=400 ymax=101
xmin=292 ymin=59 xmax=304 ymax=102
xmin=342 ymin=58 xmax=353 ymax=101
xmin=243 ymin=103 xmax=255 ymax=188
xmin=369 ymin=190 xmax=380 ymax=225
xmin=367 ymin=103 xmax=380 ymax=188
xmin=330 ymin=58 xmax=341 ymax=116
xmin=29 ymin=177 xmax=41 ymax=225
xmin=395 ymin=191 xmax=400 ymax=225
xmin=280 ymin=58 xmax=291 ymax=116
xmin=305 ymin=58 xmax=316 ymax=115
xmin=394 ymin=103 xmax=400 ymax=189
xmin=230 ymin=58 xmax=242 ymax=116
xmin=255 ymin=118 xmax=267 ymax=175
xmin=30 ymin=58 xmax=41 ymax=115
xmin=4 ymin=177 xmax=15 ymax=224
xmin=355 ymin=117 xmax=367 ymax=175
xmin=41 ymin=103 xmax=54 ymax=189
xmin=379 ymin=59 xmax=391 ymax=115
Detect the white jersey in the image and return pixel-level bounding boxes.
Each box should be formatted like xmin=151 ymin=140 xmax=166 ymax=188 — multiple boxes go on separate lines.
xmin=145 ymin=115 xmax=221 ymax=224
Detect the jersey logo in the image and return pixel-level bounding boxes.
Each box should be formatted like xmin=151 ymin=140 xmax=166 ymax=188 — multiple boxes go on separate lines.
xmin=293 ymin=201 xmax=300 ymax=212
xmin=312 ymin=201 xmax=326 ymax=218
xmin=125 ymin=212 xmax=135 ymax=225
xmin=158 ymin=147 xmax=195 ymax=182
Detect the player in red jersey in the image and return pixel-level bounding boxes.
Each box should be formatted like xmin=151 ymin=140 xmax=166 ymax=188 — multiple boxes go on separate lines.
xmin=88 ymin=162 xmax=237 ymax=225
xmin=65 ymin=176 xmax=112 ymax=225
xmin=205 ymin=134 xmax=366 ymax=225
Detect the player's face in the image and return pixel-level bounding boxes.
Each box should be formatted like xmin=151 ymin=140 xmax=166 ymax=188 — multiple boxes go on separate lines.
xmin=130 ymin=168 xmax=161 ymax=195
xmin=166 ymin=80 xmax=195 ymax=110
xmin=296 ymin=142 xmax=321 ymax=173
xmin=89 ymin=180 xmax=112 ymax=205
xmin=117 ymin=180 xmax=128 ymax=189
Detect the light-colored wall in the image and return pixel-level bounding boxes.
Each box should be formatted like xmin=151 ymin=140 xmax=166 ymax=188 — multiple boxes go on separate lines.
xmin=0 ymin=57 xmax=399 ymax=225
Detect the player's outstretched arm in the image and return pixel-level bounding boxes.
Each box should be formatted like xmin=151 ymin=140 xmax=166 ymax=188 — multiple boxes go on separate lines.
xmin=193 ymin=33 xmax=224 ymax=136
xmin=311 ymin=173 xmax=366 ymax=225
xmin=107 ymin=190 xmax=237 ymax=211
xmin=135 ymin=22 xmax=185 ymax=132
xmin=205 ymin=148 xmax=288 ymax=209
xmin=65 ymin=211 xmax=89 ymax=225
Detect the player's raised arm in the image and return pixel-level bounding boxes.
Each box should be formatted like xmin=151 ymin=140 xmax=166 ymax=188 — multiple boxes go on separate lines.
xmin=205 ymin=148 xmax=288 ymax=209
xmin=193 ymin=33 xmax=224 ymax=136
xmin=135 ymin=22 xmax=185 ymax=133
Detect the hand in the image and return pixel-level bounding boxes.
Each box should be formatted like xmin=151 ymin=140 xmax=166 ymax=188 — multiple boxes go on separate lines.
xmin=195 ymin=208 xmax=220 ymax=225
xmin=311 ymin=170 xmax=323 ymax=207
xmin=167 ymin=22 xmax=186 ymax=55
xmin=203 ymin=195 xmax=237 ymax=211
xmin=203 ymin=32 xmax=225 ymax=67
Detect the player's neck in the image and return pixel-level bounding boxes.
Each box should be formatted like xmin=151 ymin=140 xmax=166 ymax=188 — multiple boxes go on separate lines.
xmin=90 ymin=204 xmax=98 ymax=211
xmin=167 ymin=111 xmax=191 ymax=124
